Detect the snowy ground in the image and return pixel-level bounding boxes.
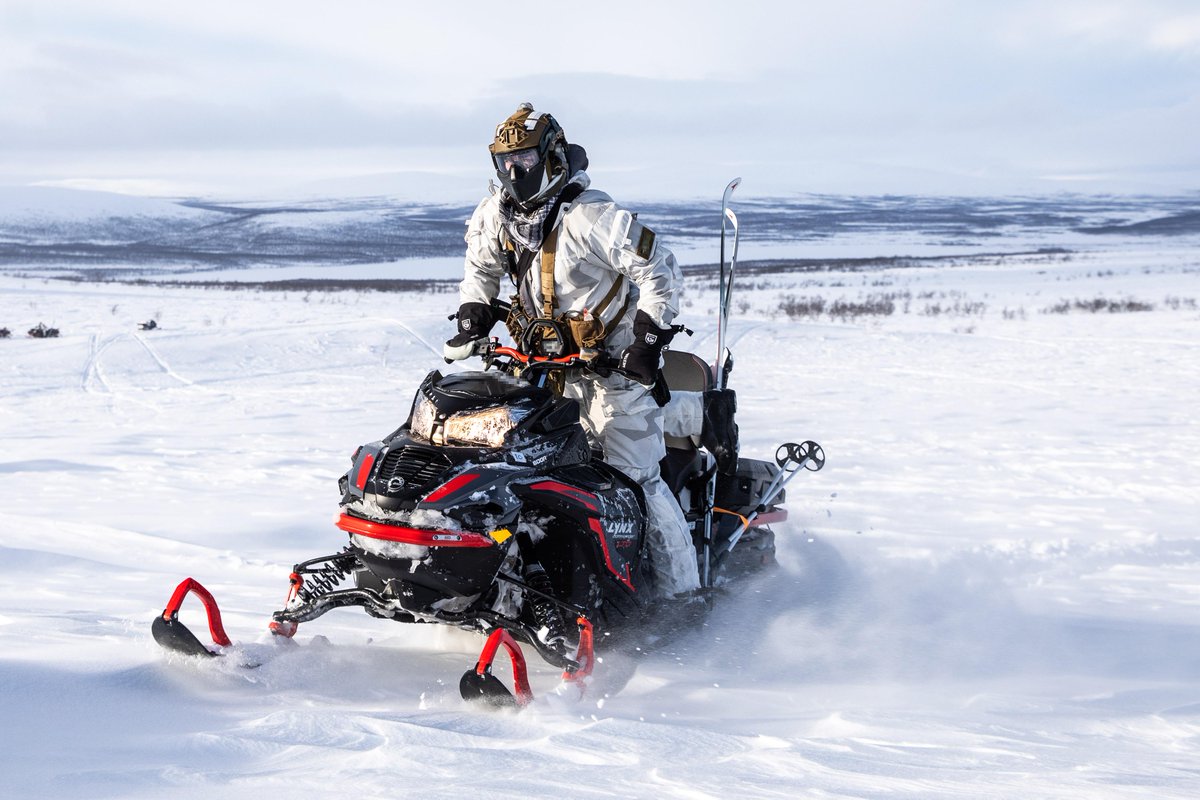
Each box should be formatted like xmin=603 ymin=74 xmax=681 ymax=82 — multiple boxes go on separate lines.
xmin=2 ymin=242 xmax=1199 ymax=798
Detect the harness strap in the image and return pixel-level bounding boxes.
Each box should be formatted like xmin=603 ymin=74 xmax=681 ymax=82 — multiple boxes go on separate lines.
xmin=505 ymin=240 xmax=537 ymax=286
xmin=607 ymin=289 xmax=631 ymax=330
xmin=506 ymin=181 xmax=636 ymax=340
xmin=535 ymin=183 xmax=588 ymax=317
xmin=590 ymin=271 xmax=625 ymax=320
xmin=540 ymin=226 xmax=558 ymax=318
xmin=539 ymin=227 xmax=629 ymax=332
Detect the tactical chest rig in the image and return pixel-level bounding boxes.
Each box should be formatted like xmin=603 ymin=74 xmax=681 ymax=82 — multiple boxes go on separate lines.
xmin=502 ymin=185 xmax=629 ymax=364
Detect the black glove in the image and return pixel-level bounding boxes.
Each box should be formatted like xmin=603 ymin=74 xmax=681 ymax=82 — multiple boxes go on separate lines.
xmin=443 ymin=302 xmax=496 ymax=362
xmin=618 ymin=310 xmax=675 ymax=385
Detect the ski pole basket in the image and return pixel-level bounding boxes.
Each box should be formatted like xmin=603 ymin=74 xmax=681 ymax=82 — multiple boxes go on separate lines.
xmin=721 ymin=441 xmax=825 ymax=556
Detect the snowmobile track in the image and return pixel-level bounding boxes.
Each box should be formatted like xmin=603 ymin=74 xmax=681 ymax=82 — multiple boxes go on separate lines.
xmin=381 ymin=317 xmax=443 ymax=359
xmin=81 ymin=333 xmax=120 ymax=394
xmin=132 ymin=332 xmax=195 ymax=387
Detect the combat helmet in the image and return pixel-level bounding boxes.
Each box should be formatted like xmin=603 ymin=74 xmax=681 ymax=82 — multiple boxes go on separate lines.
xmin=489 ymin=103 xmax=569 ymax=209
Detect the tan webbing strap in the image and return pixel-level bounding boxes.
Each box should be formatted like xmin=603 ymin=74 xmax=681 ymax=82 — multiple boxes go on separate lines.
xmin=590 ymin=273 xmax=625 ymax=320
xmin=540 ymin=227 xmax=558 ymax=318
xmin=534 ymin=216 xmax=628 ymax=340
xmin=605 ymin=289 xmax=631 ymax=329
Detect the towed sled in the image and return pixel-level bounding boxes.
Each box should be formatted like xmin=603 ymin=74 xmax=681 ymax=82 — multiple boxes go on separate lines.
xmin=152 ymin=180 xmax=825 ymax=707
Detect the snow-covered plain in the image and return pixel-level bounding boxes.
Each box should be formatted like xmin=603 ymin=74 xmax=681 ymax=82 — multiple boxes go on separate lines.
xmin=2 ymin=230 xmax=1200 ymax=798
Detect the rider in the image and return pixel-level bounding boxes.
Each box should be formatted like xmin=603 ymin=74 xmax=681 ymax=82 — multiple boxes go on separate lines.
xmin=443 ymin=103 xmax=736 ymax=600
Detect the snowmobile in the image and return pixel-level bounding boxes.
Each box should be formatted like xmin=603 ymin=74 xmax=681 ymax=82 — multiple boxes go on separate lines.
xmin=0 ymin=327 xmax=10 ymax=339
xmin=138 ymin=319 xmax=158 ymax=331
xmin=27 ymin=322 xmax=59 ymax=338
xmin=152 ymin=179 xmax=825 ymax=707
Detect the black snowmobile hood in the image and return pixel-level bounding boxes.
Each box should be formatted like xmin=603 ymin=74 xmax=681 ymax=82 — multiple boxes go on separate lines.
xmin=425 ymin=370 xmax=552 ymax=415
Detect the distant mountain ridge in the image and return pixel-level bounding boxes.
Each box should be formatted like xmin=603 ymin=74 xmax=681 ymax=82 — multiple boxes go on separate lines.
xmin=1 ymin=186 xmax=1197 ymax=279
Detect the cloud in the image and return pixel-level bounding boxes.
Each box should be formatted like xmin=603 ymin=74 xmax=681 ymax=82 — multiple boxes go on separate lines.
xmin=994 ymin=1 xmax=1200 ymax=55
xmin=1150 ymin=14 xmax=1200 ymax=52
xmin=1 ymin=1 xmax=1198 ymax=196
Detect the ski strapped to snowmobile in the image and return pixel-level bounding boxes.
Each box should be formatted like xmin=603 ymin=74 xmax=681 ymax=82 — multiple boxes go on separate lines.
xmin=699 ymin=178 xmax=742 ymax=589
xmin=151 ymin=180 xmax=825 ymax=708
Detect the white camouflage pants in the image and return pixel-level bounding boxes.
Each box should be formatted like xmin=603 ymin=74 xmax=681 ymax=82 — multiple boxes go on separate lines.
xmin=564 ymin=372 xmax=702 ymax=597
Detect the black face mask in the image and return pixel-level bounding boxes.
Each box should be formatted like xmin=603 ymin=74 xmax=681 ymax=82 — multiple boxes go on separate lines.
xmin=494 ymin=147 xmax=549 ymax=207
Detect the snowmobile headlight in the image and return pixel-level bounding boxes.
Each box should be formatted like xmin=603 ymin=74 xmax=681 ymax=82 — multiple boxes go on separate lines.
xmin=443 ymin=406 xmax=527 ymax=448
xmin=409 ymin=394 xmax=437 ymax=441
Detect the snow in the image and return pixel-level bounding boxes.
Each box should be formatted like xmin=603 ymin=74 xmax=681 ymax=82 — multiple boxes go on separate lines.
xmin=2 ymin=227 xmax=1200 ymax=797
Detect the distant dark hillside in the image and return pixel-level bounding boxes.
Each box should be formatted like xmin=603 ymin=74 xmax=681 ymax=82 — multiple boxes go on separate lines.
xmin=1080 ymin=209 xmax=1200 ymax=236
xmin=3 ymin=193 xmax=1198 ymax=279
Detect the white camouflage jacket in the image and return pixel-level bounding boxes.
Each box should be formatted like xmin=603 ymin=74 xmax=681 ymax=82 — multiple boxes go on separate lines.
xmin=459 ymin=172 xmax=683 ymax=350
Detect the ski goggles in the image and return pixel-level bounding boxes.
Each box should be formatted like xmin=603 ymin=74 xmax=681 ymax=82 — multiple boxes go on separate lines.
xmin=494 ymin=148 xmax=542 ymax=177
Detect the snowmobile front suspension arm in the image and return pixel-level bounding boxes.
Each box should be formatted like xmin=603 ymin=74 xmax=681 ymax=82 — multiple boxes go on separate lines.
xmin=468 ymin=609 xmax=578 ymax=671
xmin=494 ymin=570 xmax=587 ymax=618
xmin=271 ymin=586 xmax=398 ymax=627
xmin=151 ymin=577 xmax=232 ymax=658
xmin=268 ymin=548 xmax=366 ymax=636
xmin=288 ymin=548 xmax=359 ymax=604
xmin=270 ymin=585 xmax=576 ymax=671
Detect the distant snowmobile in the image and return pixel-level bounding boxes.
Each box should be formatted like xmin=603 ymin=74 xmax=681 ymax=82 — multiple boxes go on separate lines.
xmin=138 ymin=319 xmax=158 ymax=331
xmin=27 ymin=323 xmax=59 ymax=338
xmin=151 ymin=180 xmax=825 ymax=707
xmin=0 ymin=327 xmax=10 ymax=339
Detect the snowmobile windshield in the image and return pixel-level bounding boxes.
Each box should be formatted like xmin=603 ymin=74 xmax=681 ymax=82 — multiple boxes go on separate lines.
xmin=494 ymin=148 xmax=542 ymax=177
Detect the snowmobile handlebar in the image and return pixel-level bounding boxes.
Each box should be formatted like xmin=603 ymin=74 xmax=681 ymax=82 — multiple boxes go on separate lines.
xmin=461 ymin=314 xmax=632 ymax=380
xmin=492 ymin=344 xmax=613 ymax=369
xmin=478 ymin=340 xmax=625 ymax=378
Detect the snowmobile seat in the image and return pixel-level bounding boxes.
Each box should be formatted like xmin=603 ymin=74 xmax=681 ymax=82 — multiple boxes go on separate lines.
xmin=661 ymin=350 xmax=711 ymax=452
xmin=659 ymin=350 xmax=712 ymax=501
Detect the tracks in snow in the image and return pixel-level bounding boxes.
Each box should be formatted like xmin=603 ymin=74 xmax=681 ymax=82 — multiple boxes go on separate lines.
xmin=132 ymin=333 xmax=195 ymax=386
xmin=81 ymin=332 xmax=193 ymax=394
xmin=77 ymin=318 xmax=442 ymax=396
xmin=81 ymin=333 xmax=117 ymax=394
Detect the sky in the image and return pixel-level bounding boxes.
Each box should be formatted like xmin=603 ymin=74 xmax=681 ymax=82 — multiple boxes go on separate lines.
xmin=0 ymin=0 xmax=1198 ymax=201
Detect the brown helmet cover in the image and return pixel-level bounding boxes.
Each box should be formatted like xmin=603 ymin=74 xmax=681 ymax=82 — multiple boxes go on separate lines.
xmin=490 ymin=103 xmax=565 ymax=156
